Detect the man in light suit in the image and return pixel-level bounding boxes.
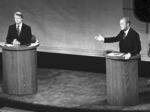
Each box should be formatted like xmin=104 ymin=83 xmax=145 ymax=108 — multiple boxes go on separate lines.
xmin=95 ymin=17 xmax=141 ymax=59
xmin=6 ymin=11 xmax=32 ymax=45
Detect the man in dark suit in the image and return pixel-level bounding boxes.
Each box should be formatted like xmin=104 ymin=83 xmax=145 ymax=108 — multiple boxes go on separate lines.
xmin=6 ymin=11 xmax=32 ymax=45
xmin=95 ymin=17 xmax=141 ymax=59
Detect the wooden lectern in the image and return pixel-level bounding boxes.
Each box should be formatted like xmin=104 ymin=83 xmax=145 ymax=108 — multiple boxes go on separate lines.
xmin=0 ymin=43 xmax=39 ymax=95
xmin=105 ymin=51 xmax=140 ymax=106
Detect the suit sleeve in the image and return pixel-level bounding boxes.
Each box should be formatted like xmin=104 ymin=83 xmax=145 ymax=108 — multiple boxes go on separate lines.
xmin=22 ymin=26 xmax=32 ymax=45
xmin=130 ymin=33 xmax=141 ymax=56
xmin=27 ymin=26 xmax=32 ymax=44
xmin=104 ymin=31 xmax=122 ymax=43
xmin=6 ymin=26 xmax=13 ymax=44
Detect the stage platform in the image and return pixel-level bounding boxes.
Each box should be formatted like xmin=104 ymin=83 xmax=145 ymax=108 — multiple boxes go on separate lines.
xmin=0 ymin=68 xmax=149 ymax=111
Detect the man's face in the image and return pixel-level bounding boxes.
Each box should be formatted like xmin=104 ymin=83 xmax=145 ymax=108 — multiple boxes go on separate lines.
xmin=120 ymin=19 xmax=129 ymax=31
xmin=14 ymin=15 xmax=23 ymax=24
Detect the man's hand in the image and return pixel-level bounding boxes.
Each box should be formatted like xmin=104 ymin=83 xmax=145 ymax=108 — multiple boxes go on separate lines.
xmin=124 ymin=53 xmax=131 ymax=60
xmin=95 ymin=34 xmax=104 ymax=42
xmin=12 ymin=39 xmax=20 ymax=45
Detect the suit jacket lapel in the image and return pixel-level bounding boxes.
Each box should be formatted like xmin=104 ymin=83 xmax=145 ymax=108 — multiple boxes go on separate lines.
xmin=126 ymin=28 xmax=132 ymax=38
xmin=13 ymin=24 xmax=17 ymax=34
xmin=12 ymin=24 xmax=19 ymax=38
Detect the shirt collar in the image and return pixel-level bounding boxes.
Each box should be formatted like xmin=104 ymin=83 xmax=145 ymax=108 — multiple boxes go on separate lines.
xmin=16 ymin=23 xmax=23 ymax=28
xmin=124 ymin=27 xmax=130 ymax=36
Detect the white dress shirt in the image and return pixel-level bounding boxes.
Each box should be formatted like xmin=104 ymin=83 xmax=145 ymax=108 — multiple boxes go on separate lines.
xmin=16 ymin=23 xmax=22 ymax=33
xmin=124 ymin=27 xmax=130 ymax=36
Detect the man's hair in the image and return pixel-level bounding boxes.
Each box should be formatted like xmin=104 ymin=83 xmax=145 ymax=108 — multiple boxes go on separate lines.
xmin=14 ymin=11 xmax=23 ymax=19
xmin=121 ymin=17 xmax=131 ymax=25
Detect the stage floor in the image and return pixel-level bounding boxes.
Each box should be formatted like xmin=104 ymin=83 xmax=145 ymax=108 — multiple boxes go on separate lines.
xmin=0 ymin=68 xmax=150 ymax=111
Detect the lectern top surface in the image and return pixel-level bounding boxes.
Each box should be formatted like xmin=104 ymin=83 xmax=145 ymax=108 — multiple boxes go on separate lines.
xmin=104 ymin=51 xmax=141 ymax=60
xmin=0 ymin=42 xmax=39 ymax=51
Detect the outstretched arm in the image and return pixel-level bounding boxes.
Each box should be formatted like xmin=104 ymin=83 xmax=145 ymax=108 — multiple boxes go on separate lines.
xmin=95 ymin=31 xmax=122 ymax=43
xmin=104 ymin=31 xmax=122 ymax=43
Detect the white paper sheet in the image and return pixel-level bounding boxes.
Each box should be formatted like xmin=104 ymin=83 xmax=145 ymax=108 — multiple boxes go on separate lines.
xmin=107 ymin=52 xmax=124 ymax=57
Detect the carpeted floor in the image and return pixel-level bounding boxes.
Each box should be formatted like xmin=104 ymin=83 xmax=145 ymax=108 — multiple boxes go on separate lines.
xmin=0 ymin=68 xmax=150 ymax=111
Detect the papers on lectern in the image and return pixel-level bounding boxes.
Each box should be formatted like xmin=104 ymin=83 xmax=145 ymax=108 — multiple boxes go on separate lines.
xmin=5 ymin=44 xmax=15 ymax=47
xmin=0 ymin=42 xmax=17 ymax=47
xmin=29 ymin=41 xmax=39 ymax=47
xmin=107 ymin=52 xmax=124 ymax=57
xmin=0 ymin=42 xmax=5 ymax=46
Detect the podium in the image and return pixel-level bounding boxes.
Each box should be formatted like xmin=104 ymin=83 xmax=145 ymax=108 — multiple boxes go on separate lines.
xmin=0 ymin=43 xmax=39 ymax=95
xmin=105 ymin=51 xmax=140 ymax=106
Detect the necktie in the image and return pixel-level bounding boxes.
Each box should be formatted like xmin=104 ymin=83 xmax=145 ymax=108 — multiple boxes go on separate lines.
xmin=16 ymin=24 xmax=20 ymax=35
xmin=123 ymin=32 xmax=126 ymax=39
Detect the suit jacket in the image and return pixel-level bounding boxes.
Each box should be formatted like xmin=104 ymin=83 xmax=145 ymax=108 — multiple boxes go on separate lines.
xmin=6 ymin=23 xmax=32 ymax=45
xmin=104 ymin=28 xmax=141 ymax=56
